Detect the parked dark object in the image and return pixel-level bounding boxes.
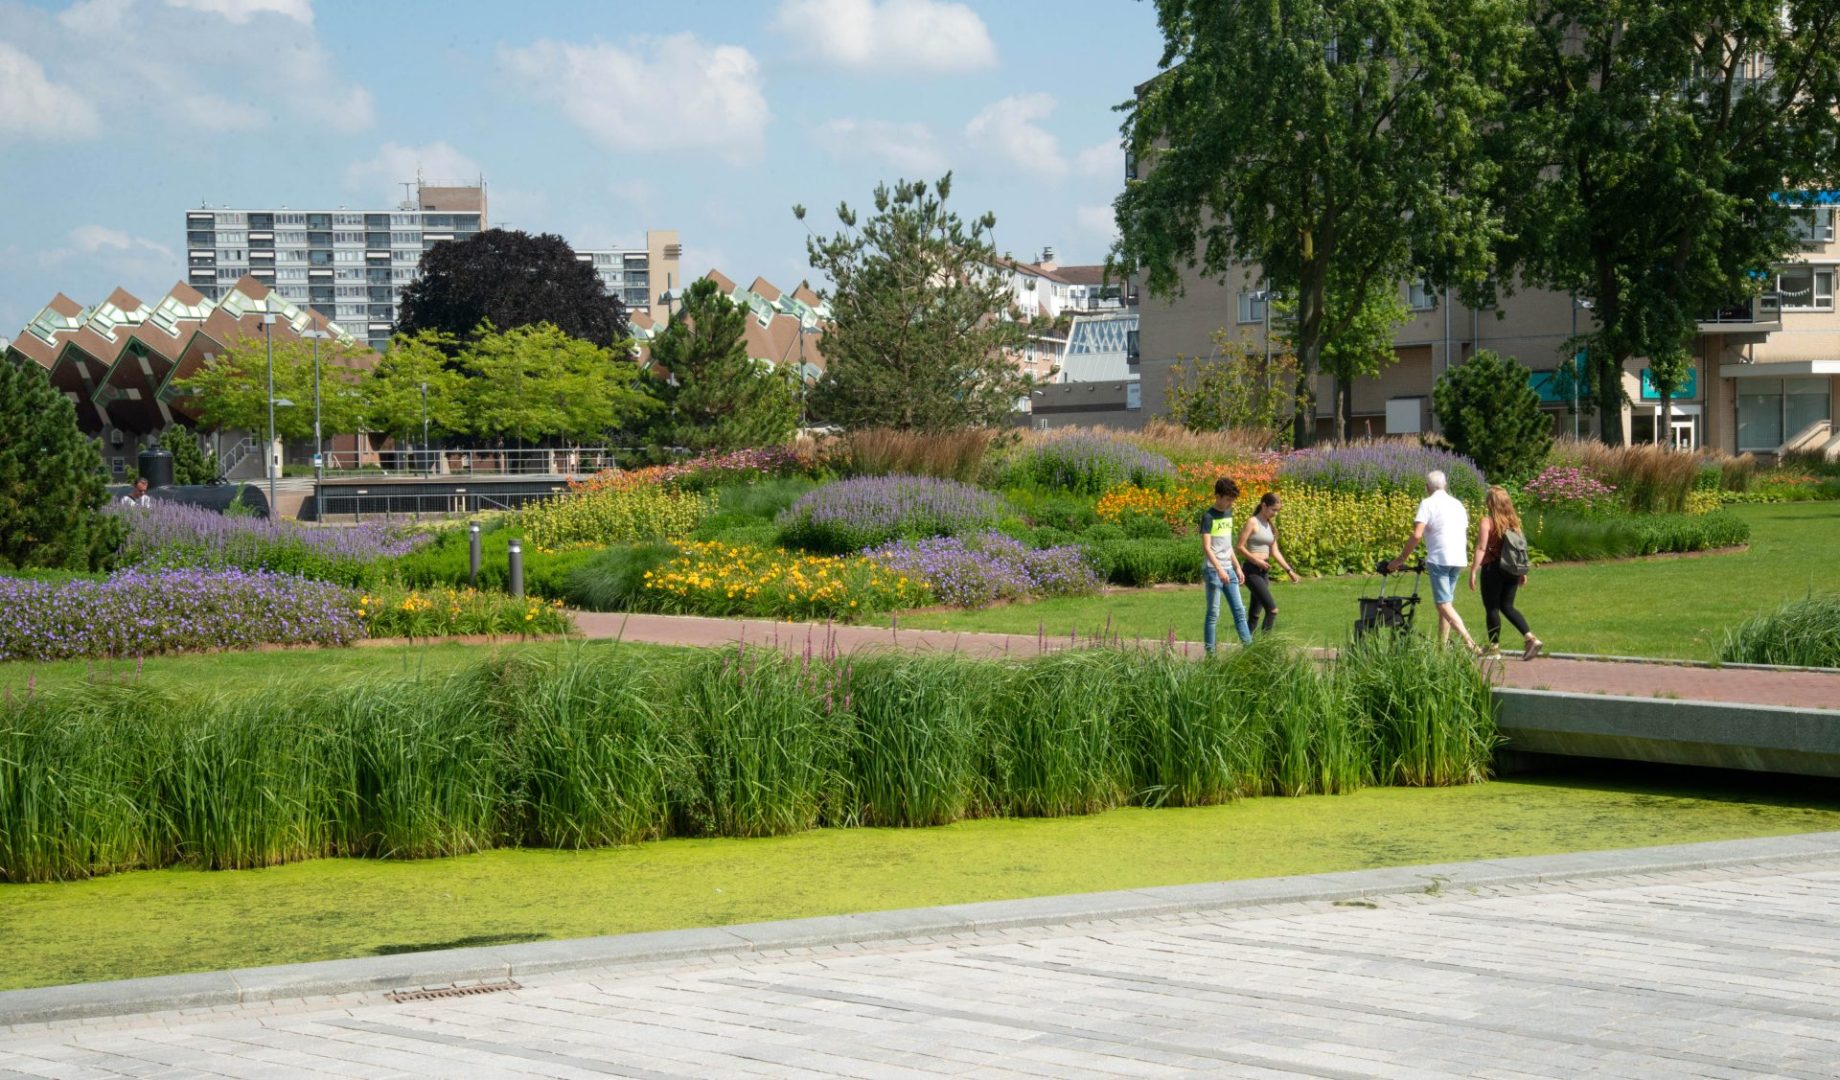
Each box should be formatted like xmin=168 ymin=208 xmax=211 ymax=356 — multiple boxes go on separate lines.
xmin=109 ymin=483 xmax=270 ymax=518
xmin=1355 ymin=558 xmax=1423 ymax=640
xmin=137 ymin=448 xmax=174 ymax=490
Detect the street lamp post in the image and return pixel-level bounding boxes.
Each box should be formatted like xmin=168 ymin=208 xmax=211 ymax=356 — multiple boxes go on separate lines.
xmin=301 ymin=328 xmax=331 ymax=520
xmin=1571 ymin=297 xmax=1594 ymax=440
xmin=419 ymin=381 xmax=429 ymax=476
xmin=263 ymin=310 xmax=277 ymax=515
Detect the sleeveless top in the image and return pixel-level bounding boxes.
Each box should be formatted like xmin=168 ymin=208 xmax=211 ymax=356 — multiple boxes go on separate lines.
xmin=1244 ymin=514 xmax=1275 ymax=558
xmin=1483 ymin=518 xmax=1504 ymax=564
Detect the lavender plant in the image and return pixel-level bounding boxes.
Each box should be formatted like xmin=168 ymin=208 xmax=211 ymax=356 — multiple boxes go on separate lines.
xmin=1005 ymin=431 xmax=1175 ymax=495
xmin=108 ymin=501 xmax=429 ymax=586
xmin=0 ymin=569 xmax=363 ymax=661
xmin=777 ymin=475 xmax=1012 ymax=553
xmin=866 ymin=532 xmax=1100 ymax=608
xmin=1278 ymin=441 xmax=1486 ymax=501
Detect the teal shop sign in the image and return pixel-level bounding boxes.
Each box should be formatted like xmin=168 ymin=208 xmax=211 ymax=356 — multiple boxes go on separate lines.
xmin=1529 ymin=351 xmax=1588 ymax=406
xmin=1639 ymin=366 xmax=1698 ymax=401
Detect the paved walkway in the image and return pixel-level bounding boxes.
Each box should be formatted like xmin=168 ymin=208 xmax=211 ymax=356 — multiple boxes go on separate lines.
xmin=574 ymin=612 xmax=1840 ymax=711
xmin=5 ymin=853 xmax=1838 ymax=1078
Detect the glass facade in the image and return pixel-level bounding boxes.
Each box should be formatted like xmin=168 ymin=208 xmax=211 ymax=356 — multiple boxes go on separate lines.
xmin=1737 ymin=377 xmax=1833 ymax=450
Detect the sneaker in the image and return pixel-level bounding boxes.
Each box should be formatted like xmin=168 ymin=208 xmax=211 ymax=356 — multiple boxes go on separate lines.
xmin=1522 ymin=636 xmax=1543 ymax=661
xmin=1482 ymin=644 xmax=1502 ymax=658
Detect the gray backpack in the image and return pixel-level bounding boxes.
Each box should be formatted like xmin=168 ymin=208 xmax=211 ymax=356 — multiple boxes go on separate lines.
xmin=1497 ymin=528 xmax=1531 ymax=576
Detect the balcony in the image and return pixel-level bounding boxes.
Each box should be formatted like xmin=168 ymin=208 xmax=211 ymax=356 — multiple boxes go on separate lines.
xmin=1697 ymin=298 xmax=1779 ymax=343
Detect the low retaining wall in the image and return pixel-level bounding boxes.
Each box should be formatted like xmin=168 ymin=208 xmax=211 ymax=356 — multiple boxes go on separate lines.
xmin=1495 ymin=687 xmax=1840 ymax=778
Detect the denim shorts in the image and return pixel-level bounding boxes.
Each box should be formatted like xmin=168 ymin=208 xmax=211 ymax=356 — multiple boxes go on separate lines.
xmin=1428 ymin=563 xmax=1461 ymax=605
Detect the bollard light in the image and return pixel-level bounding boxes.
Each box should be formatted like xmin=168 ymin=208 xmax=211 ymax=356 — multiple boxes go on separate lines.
xmin=468 ymin=522 xmax=482 ymax=588
xmin=507 ymin=539 xmax=525 ymax=598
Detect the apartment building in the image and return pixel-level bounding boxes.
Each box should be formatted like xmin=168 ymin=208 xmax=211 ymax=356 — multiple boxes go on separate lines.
xmin=183 ymin=181 xmax=487 ymax=354
xmin=575 ymin=231 xmax=682 ymax=319
xmin=1136 ymin=201 xmax=1840 ymax=457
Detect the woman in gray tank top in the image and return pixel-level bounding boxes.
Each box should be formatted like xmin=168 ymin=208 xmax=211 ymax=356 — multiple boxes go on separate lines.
xmin=1236 ymin=492 xmax=1300 ymax=634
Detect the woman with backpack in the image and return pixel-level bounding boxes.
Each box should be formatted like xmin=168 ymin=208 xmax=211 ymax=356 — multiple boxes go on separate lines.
xmin=1469 ymin=485 xmax=1542 ymax=660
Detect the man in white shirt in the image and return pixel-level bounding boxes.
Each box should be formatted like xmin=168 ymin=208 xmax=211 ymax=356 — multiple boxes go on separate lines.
xmin=120 ymin=477 xmax=152 ymax=508
xmin=1388 ymin=470 xmax=1479 ymax=652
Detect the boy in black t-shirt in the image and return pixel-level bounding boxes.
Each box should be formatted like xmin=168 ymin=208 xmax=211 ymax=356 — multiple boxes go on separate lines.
xmin=1199 ymin=477 xmax=1252 ymax=654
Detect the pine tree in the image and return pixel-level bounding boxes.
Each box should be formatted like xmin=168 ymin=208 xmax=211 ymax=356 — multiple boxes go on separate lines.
xmin=1432 ymin=351 xmax=1553 ymax=487
xmin=0 ymin=359 xmax=122 ymax=570
xmin=162 ymin=427 xmax=219 ymax=484
xmin=644 ymin=278 xmax=799 ymax=452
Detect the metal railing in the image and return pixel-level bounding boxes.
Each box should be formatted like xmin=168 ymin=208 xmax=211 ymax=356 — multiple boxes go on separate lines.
xmin=316 ymin=490 xmax=531 ymax=522
xmin=316 ymin=447 xmax=620 ymax=478
xmin=1699 ymin=296 xmax=1781 ymax=325
xmin=216 ymin=436 xmax=258 ymax=477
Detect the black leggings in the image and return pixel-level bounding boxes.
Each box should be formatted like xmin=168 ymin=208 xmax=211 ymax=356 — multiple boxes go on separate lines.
xmin=1479 ymin=561 xmax=1531 ymax=644
xmin=1243 ymin=564 xmax=1278 ymax=633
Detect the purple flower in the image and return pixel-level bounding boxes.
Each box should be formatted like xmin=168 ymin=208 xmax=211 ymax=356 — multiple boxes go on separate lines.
xmin=107 ymin=501 xmax=429 ymax=585
xmin=1011 ymin=432 xmax=1174 ymax=494
xmin=778 ymin=476 xmax=1010 ymax=553
xmin=866 ymin=532 xmax=1099 ymax=608
xmin=1278 ymin=441 xmax=1487 ymax=500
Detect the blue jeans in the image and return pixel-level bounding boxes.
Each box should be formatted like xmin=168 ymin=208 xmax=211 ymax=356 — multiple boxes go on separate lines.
xmin=1203 ymin=563 xmax=1252 ymax=654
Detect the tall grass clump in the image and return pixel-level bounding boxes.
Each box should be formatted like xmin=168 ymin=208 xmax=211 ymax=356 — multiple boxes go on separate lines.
xmin=843 ymin=654 xmax=994 ymax=827
xmin=831 ymin=427 xmax=1001 ymax=483
xmin=1719 ymin=593 xmax=1840 ymax=668
xmin=1547 ymin=439 xmax=1702 ymax=513
xmin=986 ymin=650 xmax=1136 ymax=816
xmin=1338 ymin=635 xmax=1496 ymax=786
xmin=1120 ymin=647 xmax=1265 ymax=806
xmin=1128 ymin=420 xmax=1277 ymax=463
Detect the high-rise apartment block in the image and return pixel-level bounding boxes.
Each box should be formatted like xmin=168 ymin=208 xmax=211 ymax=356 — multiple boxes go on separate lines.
xmin=183 ymin=180 xmax=487 ymax=352
xmin=576 ymin=231 xmax=682 ymax=318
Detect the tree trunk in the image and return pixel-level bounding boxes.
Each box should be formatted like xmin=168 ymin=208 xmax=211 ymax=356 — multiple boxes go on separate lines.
xmin=1596 ymin=355 xmax=1625 ymax=446
xmin=1337 ymin=377 xmax=1354 ymax=444
xmin=1660 ymin=396 xmax=1674 ymax=451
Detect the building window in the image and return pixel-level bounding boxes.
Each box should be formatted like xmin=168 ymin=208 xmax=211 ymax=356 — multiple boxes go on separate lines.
xmin=1765 ymin=264 xmax=1835 ymax=311
xmin=1407 ymin=281 xmax=1438 ymax=311
xmin=1792 ymin=206 xmax=1835 ymax=247
xmin=1737 ymin=377 xmax=1833 ymax=450
xmin=392 ymin=213 xmax=418 ymax=226
xmin=335 ymin=251 xmax=362 ymax=264
xmin=214 ymin=211 xmax=247 ymax=226
xmin=1237 ymin=290 xmax=1268 ymax=324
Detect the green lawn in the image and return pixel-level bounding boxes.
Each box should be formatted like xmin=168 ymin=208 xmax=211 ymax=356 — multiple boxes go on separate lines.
xmin=901 ymin=502 xmax=1840 ymax=659
xmin=3 ymin=767 xmax=1836 ymax=991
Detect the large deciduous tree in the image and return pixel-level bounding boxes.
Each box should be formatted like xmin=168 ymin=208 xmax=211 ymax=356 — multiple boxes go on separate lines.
xmin=175 ymin=336 xmax=368 ymax=441
xmin=395 ymin=230 xmax=631 ymax=347
xmin=1112 ymin=0 xmax=1518 ymax=446
xmin=1492 ymin=0 xmax=1840 ymax=445
xmin=795 ymin=174 xmax=1027 ymax=431
xmin=365 ymin=330 xmax=467 ymax=446
xmin=458 ymin=323 xmax=653 ymax=445
xmin=644 ymin=277 xmax=799 ymax=452
xmin=0 ymin=359 xmax=121 ymax=570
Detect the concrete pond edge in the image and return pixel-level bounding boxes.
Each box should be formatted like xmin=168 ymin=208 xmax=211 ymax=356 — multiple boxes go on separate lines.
xmin=5 ymin=830 xmax=1840 ymax=1029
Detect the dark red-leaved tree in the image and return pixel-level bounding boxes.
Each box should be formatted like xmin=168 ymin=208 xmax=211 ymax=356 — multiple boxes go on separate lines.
xmin=395 ymin=229 xmax=630 ymax=347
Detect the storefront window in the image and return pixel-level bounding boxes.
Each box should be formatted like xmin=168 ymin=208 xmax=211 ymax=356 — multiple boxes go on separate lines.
xmin=1786 ymin=377 xmax=1833 ymax=440
xmin=1737 ymin=377 xmax=1834 ymax=450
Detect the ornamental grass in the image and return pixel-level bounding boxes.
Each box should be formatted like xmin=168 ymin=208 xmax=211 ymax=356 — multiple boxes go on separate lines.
xmin=1547 ymin=439 xmax=1702 ymax=513
xmin=828 ymin=427 xmax=1002 ymax=483
xmin=1719 ymin=593 xmax=1840 ymax=669
xmin=0 ymin=636 xmax=1498 ymax=882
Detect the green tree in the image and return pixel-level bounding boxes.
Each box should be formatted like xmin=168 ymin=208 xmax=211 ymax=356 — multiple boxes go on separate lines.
xmin=1314 ymin=283 xmax=1412 ymax=443
xmin=175 ymin=336 xmax=368 ymax=441
xmin=459 ymin=323 xmax=651 ymax=445
xmin=366 ymin=330 xmax=466 ymax=445
xmin=795 ymin=174 xmax=1027 ymax=431
xmin=1432 ymin=350 xmax=1554 ymax=486
xmin=1160 ymin=331 xmax=1303 ymax=447
xmin=161 ymin=429 xmax=219 ymax=484
xmin=1491 ymin=0 xmax=1840 ymax=444
xmin=1111 ymin=0 xmax=1518 ymax=446
xmin=644 ymin=278 xmax=799 ymax=452
xmin=0 ymin=359 xmax=121 ymax=570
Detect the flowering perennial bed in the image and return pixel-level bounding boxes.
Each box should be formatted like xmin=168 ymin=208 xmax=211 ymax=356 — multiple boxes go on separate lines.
xmin=777 ymin=475 xmax=1011 ymax=553
xmin=1279 ymin=441 xmax=1486 ymax=501
xmin=1006 ymin=431 xmax=1175 ymax=495
xmin=0 ymin=569 xmax=364 ymax=661
xmin=520 ymin=486 xmax=716 ymax=550
xmin=358 ymin=585 xmax=572 ymax=638
xmin=1523 ymin=466 xmax=1618 ymax=514
xmin=110 ymin=501 xmax=428 ymax=587
xmin=568 ymin=446 xmax=807 ymax=495
xmin=641 ymin=541 xmax=931 ymax=619
xmin=866 ymin=532 xmax=1099 ymax=608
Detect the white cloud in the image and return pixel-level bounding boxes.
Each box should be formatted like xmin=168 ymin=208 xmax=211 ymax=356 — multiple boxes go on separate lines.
xmin=964 ymin=93 xmax=1066 ymax=178
xmin=0 ymin=41 xmax=100 ymax=139
xmin=774 ymin=0 xmax=995 ymax=74
xmin=164 ymin=0 xmax=313 ymax=25
xmin=5 ymin=0 xmax=369 ymax=138
xmin=345 ymin=141 xmax=482 ymax=202
xmin=500 ymin=34 xmax=768 ymax=162
xmin=40 ymin=226 xmax=180 ymax=290
xmin=1075 ymin=138 xmax=1123 ymax=180
xmin=812 ymin=118 xmax=944 ymax=174
xmin=66 ymin=224 xmax=177 ymax=260
xmin=1077 ymin=204 xmax=1120 ymax=246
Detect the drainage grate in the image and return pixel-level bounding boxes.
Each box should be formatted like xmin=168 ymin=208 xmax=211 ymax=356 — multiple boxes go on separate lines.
xmin=387 ymin=980 xmax=521 ymax=1004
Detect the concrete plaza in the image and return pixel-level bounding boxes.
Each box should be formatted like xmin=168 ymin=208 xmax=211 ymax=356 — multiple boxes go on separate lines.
xmin=4 ymin=846 xmax=1837 ymax=1078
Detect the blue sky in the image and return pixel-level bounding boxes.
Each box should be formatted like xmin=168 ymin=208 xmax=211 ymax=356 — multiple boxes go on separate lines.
xmin=0 ymin=0 xmax=1166 ymax=335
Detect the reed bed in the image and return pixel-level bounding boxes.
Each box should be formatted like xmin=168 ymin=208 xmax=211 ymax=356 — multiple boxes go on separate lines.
xmin=0 ymin=638 xmax=1498 ymax=883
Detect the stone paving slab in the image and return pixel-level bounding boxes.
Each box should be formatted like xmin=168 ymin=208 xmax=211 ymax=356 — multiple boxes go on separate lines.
xmin=4 ymin=843 xmax=1840 ymax=1078
xmin=570 ymin=611 xmax=1840 ymax=710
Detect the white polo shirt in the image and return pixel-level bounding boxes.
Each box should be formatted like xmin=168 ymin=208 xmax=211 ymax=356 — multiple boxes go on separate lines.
xmin=1414 ymin=489 xmax=1469 ymax=568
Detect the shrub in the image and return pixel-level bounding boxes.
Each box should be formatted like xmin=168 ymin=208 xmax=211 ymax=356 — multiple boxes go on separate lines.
xmin=518 ymin=485 xmax=715 ymax=550
xmin=1524 ymin=510 xmax=1749 ymax=562
xmin=358 ymin=585 xmax=572 ymax=638
xmin=830 ymin=427 xmax=1000 ymax=483
xmin=777 ymin=475 xmax=1011 ymax=553
xmin=0 ymin=358 xmax=122 ymax=572
xmin=1720 ymin=593 xmax=1840 ymax=668
xmin=1521 ymin=466 xmax=1619 ymax=515
xmin=0 ymin=569 xmax=363 ymax=661
xmin=1002 ymin=431 xmax=1175 ymax=495
xmin=109 ymin=501 xmax=426 ymax=586
xmin=865 ymin=532 xmax=1099 ymax=608
xmin=1431 ymin=350 xmax=1552 ymax=486
xmin=1081 ymin=536 xmax=1198 ymax=585
xmin=640 ymin=541 xmax=931 ymax=620
xmin=1270 ymin=485 xmax=1430 ymax=577
xmin=1004 ymin=488 xmax=1101 ymax=533
xmin=389 ymin=523 xmax=602 ymax=599
xmin=561 ymin=543 xmax=678 ymax=612
xmin=1279 ymin=441 xmax=1486 ymax=502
